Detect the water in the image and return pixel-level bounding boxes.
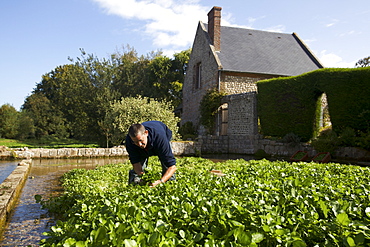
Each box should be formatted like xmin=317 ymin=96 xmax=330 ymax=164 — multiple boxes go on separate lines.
xmin=0 ymin=161 xmax=18 ymax=184
xmin=0 ymin=157 xmax=128 ymax=247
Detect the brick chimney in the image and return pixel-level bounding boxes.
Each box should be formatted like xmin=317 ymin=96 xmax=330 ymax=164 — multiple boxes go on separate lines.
xmin=207 ymin=6 xmax=222 ymax=51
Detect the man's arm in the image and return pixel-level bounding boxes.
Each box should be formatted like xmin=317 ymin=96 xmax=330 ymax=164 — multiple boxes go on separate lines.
xmin=150 ymin=165 xmax=176 ymax=188
xmin=132 ymin=162 xmax=144 ymax=176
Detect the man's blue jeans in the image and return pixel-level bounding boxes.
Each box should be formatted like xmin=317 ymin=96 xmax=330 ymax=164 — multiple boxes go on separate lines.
xmin=128 ymin=158 xmax=176 ymax=184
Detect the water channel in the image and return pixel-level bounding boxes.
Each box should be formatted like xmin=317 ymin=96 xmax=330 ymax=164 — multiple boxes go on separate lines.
xmin=0 ymin=158 xmax=129 ymax=246
xmin=0 ymin=161 xmax=18 ymax=184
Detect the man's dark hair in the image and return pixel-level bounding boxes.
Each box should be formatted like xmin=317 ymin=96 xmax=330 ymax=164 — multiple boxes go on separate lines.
xmin=128 ymin=124 xmax=146 ymax=138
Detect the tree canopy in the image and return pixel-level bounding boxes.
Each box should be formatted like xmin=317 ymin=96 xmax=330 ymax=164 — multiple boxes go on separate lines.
xmin=355 ymin=56 xmax=370 ymax=67
xmin=5 ymin=46 xmax=190 ymax=146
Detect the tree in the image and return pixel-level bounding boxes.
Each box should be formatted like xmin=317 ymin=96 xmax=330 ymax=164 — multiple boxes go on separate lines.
xmin=32 ymin=50 xmax=120 ymax=142
xmin=355 ymin=56 xmax=370 ymax=67
xmin=103 ymin=96 xmax=180 ymax=146
xmin=16 ymin=111 xmax=35 ymax=140
xmin=22 ymin=46 xmax=189 ymax=144
xmin=111 ymin=45 xmax=152 ymax=98
xmin=0 ymin=104 xmax=19 ymax=139
xmin=22 ymin=93 xmax=67 ymax=139
xmin=146 ymin=49 xmax=190 ymax=108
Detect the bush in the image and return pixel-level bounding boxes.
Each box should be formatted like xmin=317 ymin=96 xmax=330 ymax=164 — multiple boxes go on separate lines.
xmin=254 ymin=149 xmax=269 ymax=158
xmin=358 ymin=132 xmax=370 ymax=150
xmin=104 ymin=96 xmax=180 ymax=146
xmin=179 ymin=121 xmax=197 ymax=140
xmin=338 ymin=127 xmax=357 ymax=147
xmin=282 ymin=132 xmax=301 ymax=147
xmin=311 ymin=129 xmax=340 ymax=153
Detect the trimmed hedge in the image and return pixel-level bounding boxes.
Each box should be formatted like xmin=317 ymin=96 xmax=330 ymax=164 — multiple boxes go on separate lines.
xmin=257 ymin=67 xmax=370 ymax=141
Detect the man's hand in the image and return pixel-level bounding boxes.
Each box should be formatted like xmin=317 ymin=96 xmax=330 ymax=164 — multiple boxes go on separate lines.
xmin=132 ymin=162 xmax=144 ymax=176
xmin=150 ymin=179 xmax=163 ymax=188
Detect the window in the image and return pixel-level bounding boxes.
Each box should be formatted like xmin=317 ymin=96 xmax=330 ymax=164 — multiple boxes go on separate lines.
xmin=194 ymin=62 xmax=201 ymax=89
xmin=220 ymin=103 xmax=228 ymax=136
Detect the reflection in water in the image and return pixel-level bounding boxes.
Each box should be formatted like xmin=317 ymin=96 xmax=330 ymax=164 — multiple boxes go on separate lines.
xmin=0 ymin=161 xmax=18 ymax=184
xmin=0 ymin=157 xmax=128 ymax=247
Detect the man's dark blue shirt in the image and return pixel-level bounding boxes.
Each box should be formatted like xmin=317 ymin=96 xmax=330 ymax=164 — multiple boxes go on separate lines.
xmin=125 ymin=121 xmax=176 ymax=168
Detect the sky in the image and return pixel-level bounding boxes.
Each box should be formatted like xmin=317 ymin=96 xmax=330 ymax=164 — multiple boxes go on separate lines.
xmin=1 ymin=0 xmax=369 ymax=111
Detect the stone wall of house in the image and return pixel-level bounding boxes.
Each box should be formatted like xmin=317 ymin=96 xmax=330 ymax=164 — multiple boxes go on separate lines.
xmin=223 ymin=92 xmax=258 ymax=136
xmin=181 ymin=22 xmax=221 ymax=127
xmin=220 ymin=72 xmax=276 ymax=95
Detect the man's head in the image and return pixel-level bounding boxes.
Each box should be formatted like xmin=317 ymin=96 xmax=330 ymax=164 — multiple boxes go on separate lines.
xmin=128 ymin=124 xmax=148 ymax=149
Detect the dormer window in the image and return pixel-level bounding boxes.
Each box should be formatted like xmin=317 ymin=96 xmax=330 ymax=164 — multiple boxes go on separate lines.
xmin=195 ymin=62 xmax=202 ymax=89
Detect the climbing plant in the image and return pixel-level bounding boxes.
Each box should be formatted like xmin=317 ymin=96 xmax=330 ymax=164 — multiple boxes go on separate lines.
xmin=199 ymin=89 xmax=227 ymax=134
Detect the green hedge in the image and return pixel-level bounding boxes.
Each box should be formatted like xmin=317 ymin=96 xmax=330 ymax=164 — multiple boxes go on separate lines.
xmin=257 ymin=67 xmax=370 ymax=141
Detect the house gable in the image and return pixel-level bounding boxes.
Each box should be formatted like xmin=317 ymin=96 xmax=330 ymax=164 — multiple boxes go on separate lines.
xmin=181 ymin=22 xmax=221 ymax=127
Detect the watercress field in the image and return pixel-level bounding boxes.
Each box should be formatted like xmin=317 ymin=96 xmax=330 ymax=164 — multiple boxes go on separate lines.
xmin=38 ymin=157 xmax=370 ymax=246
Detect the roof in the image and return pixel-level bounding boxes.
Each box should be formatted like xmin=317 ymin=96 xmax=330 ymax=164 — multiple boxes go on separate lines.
xmin=204 ymin=24 xmax=323 ymax=76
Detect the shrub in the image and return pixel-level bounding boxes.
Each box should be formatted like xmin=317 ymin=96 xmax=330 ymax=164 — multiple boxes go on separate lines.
xmin=338 ymin=127 xmax=357 ymax=147
xmin=311 ymin=129 xmax=340 ymax=153
xmin=358 ymin=131 xmax=370 ymax=150
xmin=282 ymin=132 xmax=301 ymax=147
xmin=179 ymin=121 xmax=197 ymax=140
xmin=103 ymin=96 xmax=180 ymax=146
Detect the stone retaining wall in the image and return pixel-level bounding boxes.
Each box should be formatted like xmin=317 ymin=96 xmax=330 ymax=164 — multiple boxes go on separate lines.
xmin=0 ymin=141 xmax=201 ymax=160
xmin=0 ymin=160 xmax=31 ymax=236
xmin=198 ymin=135 xmax=370 ymax=162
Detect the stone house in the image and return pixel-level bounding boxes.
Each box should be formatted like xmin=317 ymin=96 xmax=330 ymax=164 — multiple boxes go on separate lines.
xmin=181 ymin=6 xmax=324 ymax=146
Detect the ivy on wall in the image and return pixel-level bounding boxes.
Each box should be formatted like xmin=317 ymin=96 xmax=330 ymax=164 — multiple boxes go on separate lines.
xmin=256 ymin=67 xmax=370 ymax=142
xmin=199 ymin=89 xmax=227 ymax=134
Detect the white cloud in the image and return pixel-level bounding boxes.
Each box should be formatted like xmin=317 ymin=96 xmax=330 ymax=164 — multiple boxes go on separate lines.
xmin=318 ymin=50 xmax=355 ymax=68
xmin=92 ymin=0 xmax=209 ymax=50
xmin=326 ymin=23 xmax=335 ymax=27
xmin=325 ymin=19 xmax=339 ymax=28
xmin=339 ymin=30 xmax=359 ymax=37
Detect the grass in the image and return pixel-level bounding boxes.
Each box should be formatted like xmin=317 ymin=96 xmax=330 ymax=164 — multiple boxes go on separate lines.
xmin=0 ymin=138 xmax=99 ymax=149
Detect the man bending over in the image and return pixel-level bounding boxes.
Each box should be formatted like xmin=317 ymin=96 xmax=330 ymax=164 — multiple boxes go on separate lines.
xmin=125 ymin=121 xmax=176 ymax=187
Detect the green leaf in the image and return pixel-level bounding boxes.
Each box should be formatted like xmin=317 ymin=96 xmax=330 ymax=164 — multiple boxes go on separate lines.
xmin=148 ymin=232 xmax=160 ymax=245
xmin=346 ymin=237 xmax=356 ymax=247
xmin=365 ymin=207 xmax=370 ymax=217
xmin=319 ymin=200 xmax=329 ymax=218
xmin=251 ymin=232 xmax=264 ymax=243
xmin=63 ymin=238 xmax=76 ymax=247
xmin=337 ymin=212 xmax=350 ymax=226
xmin=34 ymin=194 xmax=42 ymax=203
xmin=124 ymin=239 xmax=137 ymax=247
xmin=262 ymin=225 xmax=271 ymax=232
xmin=179 ymin=230 xmax=185 ymax=239
xmin=292 ymin=240 xmax=307 ymax=247
xmin=94 ymin=226 xmax=107 ymax=242
xmin=76 ymin=241 xmax=86 ymax=247
xmin=234 ymin=229 xmax=251 ymax=245
xmin=275 ymin=229 xmax=286 ymax=236
xmin=194 ymin=232 xmax=204 ymax=242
